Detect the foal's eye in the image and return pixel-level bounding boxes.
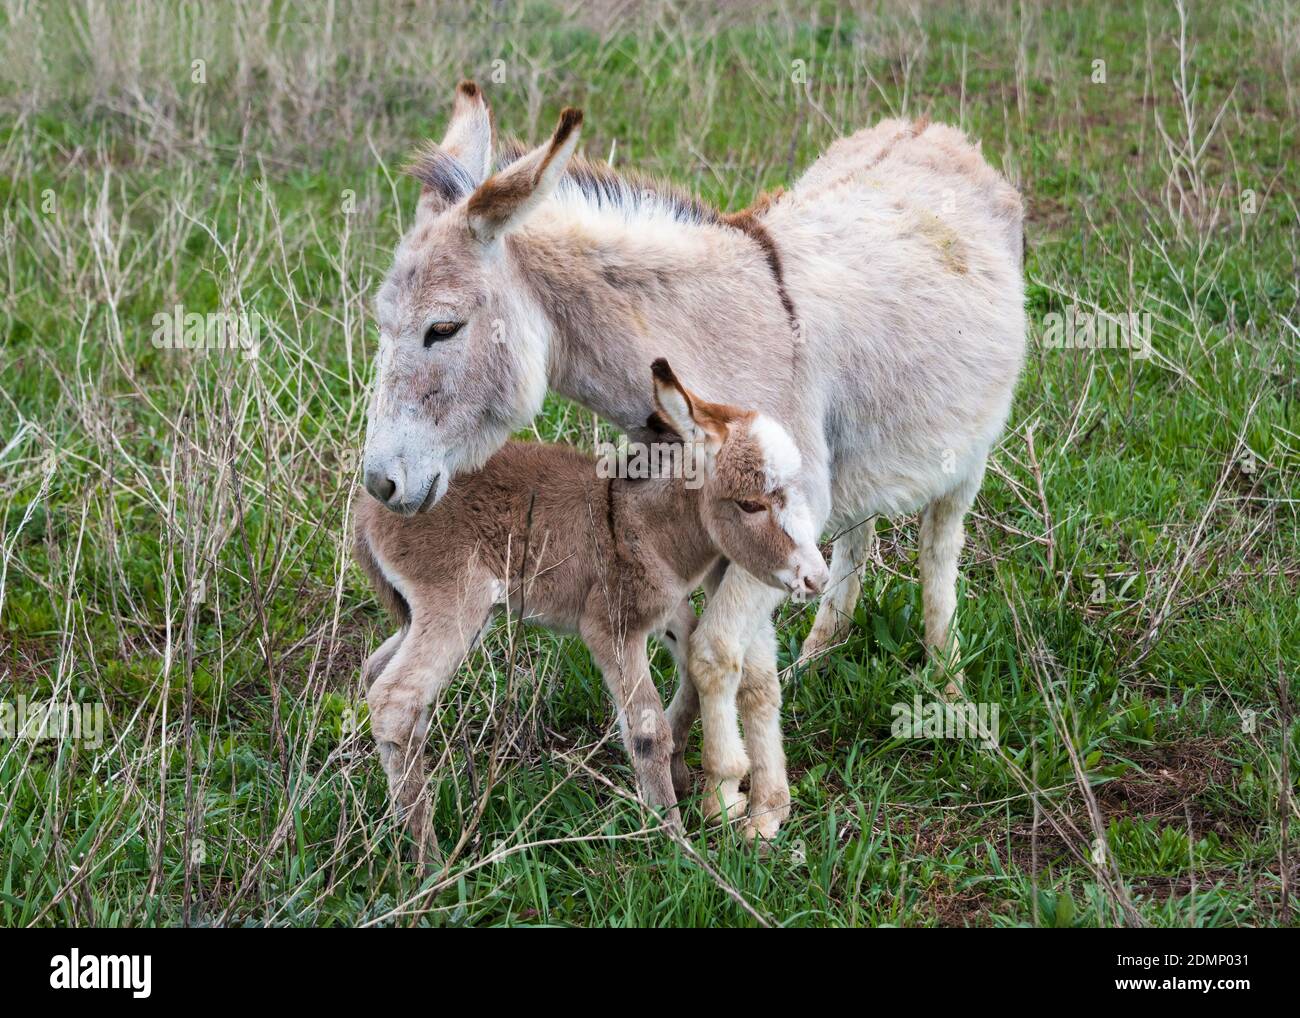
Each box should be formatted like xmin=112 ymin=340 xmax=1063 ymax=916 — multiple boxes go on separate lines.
xmin=734 ymin=499 xmax=766 ymax=515
xmin=423 ymin=321 xmax=464 ymax=346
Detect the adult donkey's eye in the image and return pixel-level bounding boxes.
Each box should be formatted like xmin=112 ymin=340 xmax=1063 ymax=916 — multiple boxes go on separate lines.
xmin=735 ymin=499 xmax=766 ymax=514
xmin=424 ymin=321 xmax=464 ymax=346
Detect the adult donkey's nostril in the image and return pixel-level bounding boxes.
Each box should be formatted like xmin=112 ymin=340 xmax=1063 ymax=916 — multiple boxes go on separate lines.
xmin=364 ymin=468 xmax=398 ymax=505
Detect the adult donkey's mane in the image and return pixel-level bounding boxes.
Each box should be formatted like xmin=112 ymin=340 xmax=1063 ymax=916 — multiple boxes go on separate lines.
xmin=404 ymin=107 xmax=797 ymax=327
xmin=497 ymin=137 xmax=723 ymax=227
xmin=501 ymin=137 xmax=798 ymax=326
xmin=407 ymin=134 xmax=724 ymax=228
xmin=404 ymin=143 xmax=478 ymax=205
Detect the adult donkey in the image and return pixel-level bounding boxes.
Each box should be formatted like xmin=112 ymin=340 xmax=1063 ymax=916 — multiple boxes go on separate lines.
xmin=361 ymin=81 xmax=1025 ymax=839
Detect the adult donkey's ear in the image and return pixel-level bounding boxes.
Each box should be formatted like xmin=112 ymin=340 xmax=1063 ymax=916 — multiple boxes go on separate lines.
xmin=407 ymin=81 xmax=494 ymax=218
xmin=466 ymin=107 xmax=583 ymax=245
xmin=440 ymin=80 xmax=493 ymax=184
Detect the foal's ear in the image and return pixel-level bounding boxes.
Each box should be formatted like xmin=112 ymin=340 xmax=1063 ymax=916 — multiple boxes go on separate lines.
xmin=466 ymin=107 xmax=583 ymax=245
xmin=650 ymin=359 xmax=730 ymax=449
xmin=440 ymin=80 xmax=493 ymax=184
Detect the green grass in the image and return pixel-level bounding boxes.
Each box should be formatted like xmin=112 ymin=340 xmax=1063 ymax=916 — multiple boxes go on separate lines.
xmin=0 ymin=0 xmax=1296 ymax=927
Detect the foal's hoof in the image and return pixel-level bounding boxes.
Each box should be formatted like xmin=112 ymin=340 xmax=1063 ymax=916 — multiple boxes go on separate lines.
xmin=400 ymin=803 xmax=443 ymax=870
xmin=742 ymin=793 xmax=789 ymax=844
xmin=408 ymin=832 xmax=443 ymax=871
xmin=670 ymin=754 xmax=692 ymax=800
xmin=742 ymin=814 xmax=781 ymax=846
xmin=703 ymin=787 xmax=748 ymax=827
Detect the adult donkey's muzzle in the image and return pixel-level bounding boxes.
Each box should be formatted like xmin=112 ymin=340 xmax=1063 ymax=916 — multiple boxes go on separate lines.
xmin=363 ymin=466 xmax=399 ymax=507
xmin=363 ymin=455 xmax=442 ymax=515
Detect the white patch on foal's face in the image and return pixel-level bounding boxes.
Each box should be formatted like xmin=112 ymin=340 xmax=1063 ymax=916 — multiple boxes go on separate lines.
xmin=746 ymin=414 xmax=827 ymax=593
xmin=749 ymin=413 xmax=802 ymax=489
xmin=703 ymin=413 xmax=829 ymax=596
xmin=771 ymin=495 xmax=826 ymax=595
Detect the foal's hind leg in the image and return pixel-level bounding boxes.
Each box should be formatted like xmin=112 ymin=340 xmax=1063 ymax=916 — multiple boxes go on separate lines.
xmin=798 ymin=520 xmax=876 ymax=668
xmin=583 ymin=620 xmax=681 ymax=830
xmin=660 ymin=598 xmax=700 ymax=801
xmin=362 ymin=629 xmax=406 ymax=690
xmin=367 ymin=579 xmax=494 ymax=864
xmin=918 ymin=473 xmax=981 ymax=698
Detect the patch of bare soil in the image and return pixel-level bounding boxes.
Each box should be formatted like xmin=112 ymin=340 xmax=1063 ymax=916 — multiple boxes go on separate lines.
xmin=1097 ymin=737 xmax=1250 ymax=835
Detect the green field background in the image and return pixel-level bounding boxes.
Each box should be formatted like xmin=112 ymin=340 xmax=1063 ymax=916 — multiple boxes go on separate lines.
xmin=0 ymin=0 xmax=1296 ymax=926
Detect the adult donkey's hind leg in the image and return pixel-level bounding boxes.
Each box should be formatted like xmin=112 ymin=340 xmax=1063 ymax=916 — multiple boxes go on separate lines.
xmin=797 ymin=520 xmax=876 ymax=668
xmin=918 ymin=471 xmax=982 ymax=698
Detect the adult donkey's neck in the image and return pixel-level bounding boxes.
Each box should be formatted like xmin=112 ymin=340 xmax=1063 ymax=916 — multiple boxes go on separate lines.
xmin=507 ymin=207 xmax=793 ymax=436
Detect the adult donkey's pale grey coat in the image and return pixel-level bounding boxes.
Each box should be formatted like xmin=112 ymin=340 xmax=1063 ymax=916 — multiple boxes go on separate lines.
xmin=362 ymin=81 xmax=1025 ymax=839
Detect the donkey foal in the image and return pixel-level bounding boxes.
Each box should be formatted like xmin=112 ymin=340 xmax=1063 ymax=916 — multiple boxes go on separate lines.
xmin=354 ymin=360 xmax=828 ymax=855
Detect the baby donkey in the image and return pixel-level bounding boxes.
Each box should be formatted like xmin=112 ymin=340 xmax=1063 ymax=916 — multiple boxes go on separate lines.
xmin=354 ymin=359 xmax=828 ymax=852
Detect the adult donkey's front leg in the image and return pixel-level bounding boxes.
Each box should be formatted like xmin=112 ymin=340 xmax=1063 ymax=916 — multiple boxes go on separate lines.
xmin=797 ymin=520 xmax=877 ymax=668
xmin=689 ymin=565 xmax=786 ymax=832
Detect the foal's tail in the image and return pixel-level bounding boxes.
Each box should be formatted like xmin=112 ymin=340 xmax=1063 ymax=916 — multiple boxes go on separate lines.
xmin=352 ymin=513 xmax=411 ymax=628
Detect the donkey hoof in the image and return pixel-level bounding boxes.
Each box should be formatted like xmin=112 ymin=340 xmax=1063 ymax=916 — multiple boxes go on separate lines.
xmin=742 ymin=823 xmax=780 ymax=856
xmin=703 ymin=787 xmax=748 ymax=826
xmin=795 ymin=626 xmax=843 ymax=671
xmin=743 ymin=791 xmax=790 ymax=841
xmin=670 ymin=754 xmax=692 ymax=800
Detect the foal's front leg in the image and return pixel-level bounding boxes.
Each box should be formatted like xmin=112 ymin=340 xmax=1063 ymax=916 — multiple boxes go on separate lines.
xmin=366 ymin=586 xmax=493 ymax=864
xmin=735 ymin=616 xmax=788 ymax=840
xmin=689 ymin=566 xmax=785 ymax=829
xmin=660 ymin=597 xmax=700 ymax=800
xmin=362 ymin=629 xmax=406 ymax=690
